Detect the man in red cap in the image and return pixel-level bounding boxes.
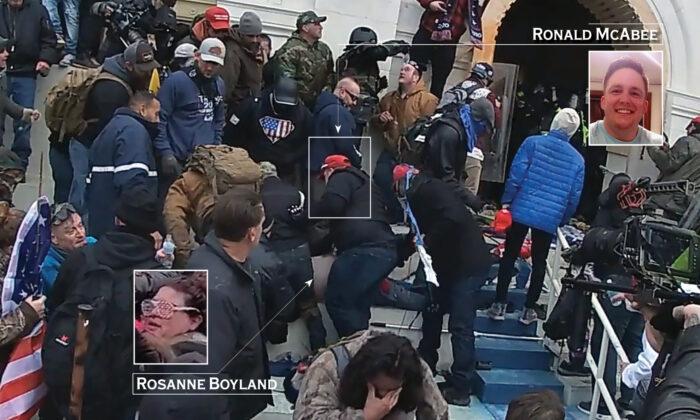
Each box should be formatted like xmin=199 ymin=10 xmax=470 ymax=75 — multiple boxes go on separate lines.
xmin=392 ymin=163 xmax=491 ymax=406
xmin=647 ymin=115 xmax=700 ymax=218
xmin=313 ymin=154 xmax=398 ymax=338
xmin=177 ymin=6 xmax=231 ymax=47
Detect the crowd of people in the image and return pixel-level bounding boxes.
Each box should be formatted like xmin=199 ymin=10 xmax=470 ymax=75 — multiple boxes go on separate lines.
xmin=0 ymin=0 xmax=699 ymax=419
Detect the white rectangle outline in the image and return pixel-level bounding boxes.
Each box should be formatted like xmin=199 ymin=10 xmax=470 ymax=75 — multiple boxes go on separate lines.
xmin=132 ymin=269 xmax=209 ymax=366
xmin=587 ymin=49 xmax=665 ymax=147
xmin=307 ymin=136 xmax=373 ymax=220
xmin=131 ymin=372 xmax=277 ymax=395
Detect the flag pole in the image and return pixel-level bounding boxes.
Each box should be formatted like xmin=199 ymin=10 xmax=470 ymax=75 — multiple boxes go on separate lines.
xmin=37 ymin=152 xmax=43 ymax=199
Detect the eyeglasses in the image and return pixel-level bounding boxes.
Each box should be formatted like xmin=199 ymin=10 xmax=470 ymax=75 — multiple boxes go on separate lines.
xmin=345 ymin=89 xmax=360 ymax=104
xmin=141 ymin=299 xmax=201 ymax=319
xmin=51 ymin=203 xmax=77 ymax=226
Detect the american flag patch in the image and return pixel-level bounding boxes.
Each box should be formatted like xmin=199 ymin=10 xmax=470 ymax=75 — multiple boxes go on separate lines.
xmin=259 ymin=116 xmax=294 ymax=144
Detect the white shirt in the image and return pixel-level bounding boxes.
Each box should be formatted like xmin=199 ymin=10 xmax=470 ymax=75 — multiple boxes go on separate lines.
xmin=622 ymin=330 xmax=658 ymax=389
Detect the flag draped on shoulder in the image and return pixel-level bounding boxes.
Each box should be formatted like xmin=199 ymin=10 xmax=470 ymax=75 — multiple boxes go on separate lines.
xmin=0 ymin=197 xmax=51 ymax=420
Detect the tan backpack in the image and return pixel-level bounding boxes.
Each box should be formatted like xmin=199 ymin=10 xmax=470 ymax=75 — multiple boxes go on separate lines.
xmin=185 ymin=145 xmax=262 ymax=194
xmin=44 ymin=67 xmax=133 ymax=142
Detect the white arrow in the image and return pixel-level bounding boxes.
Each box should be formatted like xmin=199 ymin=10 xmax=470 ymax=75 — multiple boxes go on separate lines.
xmin=334 ymin=124 xmax=341 ymax=133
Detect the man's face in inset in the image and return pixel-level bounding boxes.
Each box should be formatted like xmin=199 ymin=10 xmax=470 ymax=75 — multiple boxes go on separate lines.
xmin=601 ymin=67 xmax=648 ymax=134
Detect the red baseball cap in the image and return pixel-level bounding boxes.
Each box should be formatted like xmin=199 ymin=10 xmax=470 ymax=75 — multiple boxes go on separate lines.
xmin=319 ymin=155 xmax=351 ymax=176
xmin=205 ymin=6 xmax=230 ymax=31
xmin=392 ymin=164 xmax=416 ymax=183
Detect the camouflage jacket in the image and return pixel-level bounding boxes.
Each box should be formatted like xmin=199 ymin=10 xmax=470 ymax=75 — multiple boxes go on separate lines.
xmin=273 ymin=32 xmax=334 ymax=108
xmin=293 ymin=330 xmax=449 ymax=420
xmin=0 ymin=301 xmax=39 ymax=347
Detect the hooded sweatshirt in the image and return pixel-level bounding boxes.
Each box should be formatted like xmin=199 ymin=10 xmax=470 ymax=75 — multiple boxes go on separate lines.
xmin=154 ymin=66 xmax=225 ymax=161
xmin=309 ymin=91 xmax=360 ymax=171
xmin=77 ymin=55 xmax=134 ymax=147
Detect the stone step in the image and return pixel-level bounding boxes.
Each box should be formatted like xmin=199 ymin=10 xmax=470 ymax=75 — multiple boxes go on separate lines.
xmin=475 ymin=336 xmax=553 ymax=370
xmin=474 ymin=369 xmax=564 ymax=404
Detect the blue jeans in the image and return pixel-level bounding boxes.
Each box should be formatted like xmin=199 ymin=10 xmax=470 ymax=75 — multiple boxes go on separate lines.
xmin=373 ymin=150 xmax=402 ymax=223
xmin=325 ymin=245 xmax=398 ymax=338
xmin=418 ymin=269 xmax=488 ymax=393
xmin=590 ymin=294 xmax=645 ymax=405
xmin=68 ymin=139 xmax=89 ymax=214
xmin=49 ymin=142 xmax=73 ymax=203
xmin=2 ymin=76 xmax=36 ymax=167
xmin=42 ymin=0 xmax=80 ymax=54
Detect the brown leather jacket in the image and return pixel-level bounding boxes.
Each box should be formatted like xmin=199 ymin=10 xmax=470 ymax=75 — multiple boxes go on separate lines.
xmin=221 ymin=28 xmax=263 ymax=107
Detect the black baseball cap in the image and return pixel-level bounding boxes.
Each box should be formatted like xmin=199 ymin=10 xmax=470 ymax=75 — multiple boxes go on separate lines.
xmin=123 ymin=41 xmax=161 ymax=73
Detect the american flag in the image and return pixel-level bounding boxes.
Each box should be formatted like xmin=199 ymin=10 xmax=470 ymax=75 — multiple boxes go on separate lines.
xmin=259 ymin=116 xmax=294 ymax=144
xmin=0 ymin=197 xmax=51 ymax=420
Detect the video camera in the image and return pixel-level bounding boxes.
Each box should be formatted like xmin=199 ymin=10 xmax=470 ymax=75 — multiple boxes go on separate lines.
xmin=563 ymin=177 xmax=700 ymax=305
xmin=106 ymin=0 xmax=150 ymax=45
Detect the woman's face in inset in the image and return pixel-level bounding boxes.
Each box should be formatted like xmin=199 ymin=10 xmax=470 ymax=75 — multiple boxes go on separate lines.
xmin=142 ymin=286 xmax=202 ymax=339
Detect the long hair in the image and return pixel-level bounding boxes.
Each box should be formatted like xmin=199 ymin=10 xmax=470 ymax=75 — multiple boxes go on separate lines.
xmin=338 ymin=333 xmax=425 ymax=413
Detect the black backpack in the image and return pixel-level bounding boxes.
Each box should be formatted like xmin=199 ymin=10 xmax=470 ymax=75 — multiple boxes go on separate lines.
xmin=397 ymin=112 xmax=464 ymax=167
xmin=543 ymin=283 xmax=591 ymax=341
xmin=42 ymin=250 xmax=159 ymax=419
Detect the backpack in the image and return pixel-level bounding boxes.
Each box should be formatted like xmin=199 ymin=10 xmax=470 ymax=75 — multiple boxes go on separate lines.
xmin=397 ymin=112 xmax=463 ymax=166
xmin=542 ymin=283 xmax=590 ymax=340
xmin=42 ymin=250 xmax=159 ymax=418
xmin=185 ymin=145 xmax=262 ymax=194
xmin=44 ymin=67 xmax=133 ymax=143
xmin=283 ymin=344 xmax=351 ymax=404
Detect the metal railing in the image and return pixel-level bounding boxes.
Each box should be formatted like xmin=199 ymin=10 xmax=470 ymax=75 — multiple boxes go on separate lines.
xmin=544 ymin=228 xmax=629 ymax=420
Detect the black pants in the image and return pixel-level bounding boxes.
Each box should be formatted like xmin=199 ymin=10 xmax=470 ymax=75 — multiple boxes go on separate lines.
xmin=77 ymin=0 xmax=103 ymax=57
xmin=410 ymin=28 xmax=458 ymax=98
xmin=495 ymin=221 xmax=553 ymax=309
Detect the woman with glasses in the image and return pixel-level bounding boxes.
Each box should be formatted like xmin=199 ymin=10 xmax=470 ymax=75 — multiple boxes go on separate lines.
xmin=136 ymin=272 xmax=207 ymax=364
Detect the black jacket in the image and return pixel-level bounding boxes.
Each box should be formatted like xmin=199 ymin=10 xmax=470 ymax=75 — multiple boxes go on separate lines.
xmin=423 ymin=114 xmax=482 ymax=212
xmin=406 ymin=173 xmax=490 ymax=278
xmin=261 ymin=176 xmax=308 ymax=250
xmin=48 ymin=228 xmax=158 ymax=311
xmin=76 ymin=55 xmax=133 ymax=147
xmin=186 ymin=232 xmax=271 ymax=420
xmin=225 ymin=92 xmax=312 ymax=176
xmin=644 ymin=325 xmax=700 ymax=419
xmin=0 ymin=70 xmax=23 ymax=119
xmin=313 ymin=166 xmax=396 ymax=253
xmin=0 ymin=0 xmax=57 ymax=75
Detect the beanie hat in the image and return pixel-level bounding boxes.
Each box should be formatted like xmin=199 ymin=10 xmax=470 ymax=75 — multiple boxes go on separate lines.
xmin=115 ymin=187 xmax=162 ymax=234
xmin=550 ymin=108 xmax=581 ymax=138
xmin=469 ymin=97 xmax=495 ymax=130
xmin=239 ymin=12 xmax=263 ymax=36
xmin=259 ymin=161 xmax=278 ymax=179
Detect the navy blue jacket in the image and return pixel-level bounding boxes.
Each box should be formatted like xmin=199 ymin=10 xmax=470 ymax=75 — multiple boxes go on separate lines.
xmin=87 ymin=108 xmax=158 ymax=237
xmin=154 ymin=67 xmax=225 ymax=161
xmin=309 ymin=91 xmax=361 ymax=171
xmin=502 ymin=129 xmax=585 ymax=234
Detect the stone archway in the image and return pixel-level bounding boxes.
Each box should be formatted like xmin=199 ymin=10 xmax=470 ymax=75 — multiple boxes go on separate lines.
xmin=474 ymin=0 xmax=666 ymax=67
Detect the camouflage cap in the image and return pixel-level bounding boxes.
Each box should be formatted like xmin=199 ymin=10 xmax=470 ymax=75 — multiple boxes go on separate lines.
xmin=296 ymin=11 xmax=326 ymax=28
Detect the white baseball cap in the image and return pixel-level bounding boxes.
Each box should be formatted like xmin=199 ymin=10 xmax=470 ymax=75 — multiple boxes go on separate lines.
xmin=199 ymin=38 xmax=226 ymax=65
xmin=174 ymin=43 xmax=197 ymax=59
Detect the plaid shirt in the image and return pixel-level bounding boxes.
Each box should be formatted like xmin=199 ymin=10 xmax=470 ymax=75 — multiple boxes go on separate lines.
xmin=418 ymin=0 xmax=469 ymax=41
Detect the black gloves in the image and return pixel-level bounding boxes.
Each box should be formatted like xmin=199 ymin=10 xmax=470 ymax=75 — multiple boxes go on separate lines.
xmin=160 ymin=155 xmax=182 ymax=179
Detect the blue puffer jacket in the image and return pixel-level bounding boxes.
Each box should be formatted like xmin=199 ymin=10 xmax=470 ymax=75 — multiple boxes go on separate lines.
xmin=502 ymin=129 xmax=585 ymax=234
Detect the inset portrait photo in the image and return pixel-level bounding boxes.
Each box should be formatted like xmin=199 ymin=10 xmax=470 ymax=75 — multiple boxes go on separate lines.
xmin=133 ymin=270 xmax=208 ymax=365
xmin=588 ymin=50 xmax=664 ymax=146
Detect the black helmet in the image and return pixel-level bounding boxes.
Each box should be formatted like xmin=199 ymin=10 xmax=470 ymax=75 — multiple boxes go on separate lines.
xmin=348 ymin=27 xmax=377 ymax=45
xmin=272 ymin=77 xmax=299 ymax=107
xmin=471 ymin=62 xmax=494 ymax=86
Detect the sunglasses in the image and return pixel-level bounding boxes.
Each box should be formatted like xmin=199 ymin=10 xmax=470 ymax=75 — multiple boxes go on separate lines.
xmin=51 ymin=203 xmax=77 ymax=226
xmin=345 ymin=89 xmax=360 ymax=102
xmin=141 ymin=299 xmax=200 ymax=319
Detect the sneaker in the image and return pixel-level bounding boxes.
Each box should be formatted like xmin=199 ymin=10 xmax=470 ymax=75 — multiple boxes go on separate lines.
xmin=437 ymin=382 xmax=471 ymax=406
xmin=486 ymin=302 xmax=506 ymax=321
xmin=59 ymin=54 xmax=75 ymax=67
xmin=577 ymin=400 xmax=612 ymax=420
xmin=519 ymin=307 xmax=539 ymax=325
xmin=56 ymin=34 xmax=65 ymax=47
xmin=617 ymin=399 xmax=635 ymax=417
xmin=557 ymin=360 xmax=589 ymax=377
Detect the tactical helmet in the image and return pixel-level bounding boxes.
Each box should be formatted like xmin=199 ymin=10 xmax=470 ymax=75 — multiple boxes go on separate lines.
xmin=348 ymin=27 xmax=378 ymax=45
xmin=471 ymin=62 xmax=494 ymax=85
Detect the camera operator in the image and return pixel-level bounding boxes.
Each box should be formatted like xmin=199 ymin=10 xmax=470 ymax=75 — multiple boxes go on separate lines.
xmin=91 ymin=0 xmax=177 ymax=64
xmin=647 ymin=116 xmax=700 ymax=219
xmin=568 ymin=173 xmax=647 ymax=417
xmin=336 ymin=26 xmax=410 ymax=135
